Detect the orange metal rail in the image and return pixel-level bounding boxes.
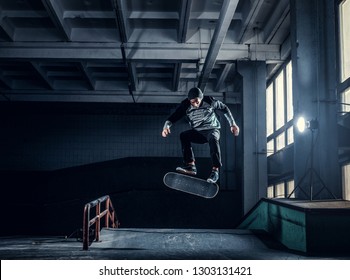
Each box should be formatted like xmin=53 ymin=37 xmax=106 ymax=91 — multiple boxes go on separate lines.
xmin=82 ymin=195 xmax=119 ymax=250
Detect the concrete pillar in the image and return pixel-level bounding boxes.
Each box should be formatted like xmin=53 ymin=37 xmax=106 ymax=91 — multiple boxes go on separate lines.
xmin=220 ymin=103 xmax=240 ymax=191
xmin=290 ymin=0 xmax=340 ymax=199
xmin=237 ymin=61 xmax=267 ymax=214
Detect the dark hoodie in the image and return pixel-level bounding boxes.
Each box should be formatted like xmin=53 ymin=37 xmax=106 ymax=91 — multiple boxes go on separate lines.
xmin=163 ymin=96 xmax=236 ymax=131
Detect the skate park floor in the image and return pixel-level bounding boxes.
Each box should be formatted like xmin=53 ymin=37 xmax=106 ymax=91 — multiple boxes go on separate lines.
xmin=1 ymin=228 xmax=349 ymax=260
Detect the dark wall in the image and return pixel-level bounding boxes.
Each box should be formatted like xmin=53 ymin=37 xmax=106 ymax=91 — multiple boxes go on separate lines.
xmin=0 ymin=102 xmax=210 ymax=170
xmin=0 ymin=102 xmax=242 ymax=236
xmin=1 ymin=157 xmax=242 ymax=236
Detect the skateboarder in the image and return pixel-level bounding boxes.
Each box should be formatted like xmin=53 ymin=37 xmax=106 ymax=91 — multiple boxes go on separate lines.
xmin=161 ymin=87 xmax=239 ymax=184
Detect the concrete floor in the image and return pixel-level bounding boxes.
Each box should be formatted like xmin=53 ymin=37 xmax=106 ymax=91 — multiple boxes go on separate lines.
xmin=1 ymin=228 xmax=349 ymax=260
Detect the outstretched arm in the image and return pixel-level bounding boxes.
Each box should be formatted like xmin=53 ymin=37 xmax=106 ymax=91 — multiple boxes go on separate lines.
xmin=209 ymin=97 xmax=239 ymax=136
xmin=162 ymin=120 xmax=172 ymax=137
xmin=161 ymin=99 xmax=189 ymax=138
xmin=230 ymin=123 xmax=240 ymax=136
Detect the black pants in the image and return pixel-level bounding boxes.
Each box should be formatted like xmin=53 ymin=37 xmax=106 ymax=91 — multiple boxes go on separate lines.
xmin=180 ymin=129 xmax=222 ymax=168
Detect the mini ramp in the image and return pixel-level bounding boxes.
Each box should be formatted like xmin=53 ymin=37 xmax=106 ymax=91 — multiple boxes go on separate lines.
xmin=237 ymin=198 xmax=350 ymax=254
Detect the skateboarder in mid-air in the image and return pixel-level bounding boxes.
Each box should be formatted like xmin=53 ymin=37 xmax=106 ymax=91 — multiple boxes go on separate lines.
xmin=161 ymin=87 xmax=239 ymax=184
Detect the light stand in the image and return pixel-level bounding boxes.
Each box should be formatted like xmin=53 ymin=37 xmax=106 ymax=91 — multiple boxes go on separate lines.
xmin=288 ymin=119 xmax=336 ymax=200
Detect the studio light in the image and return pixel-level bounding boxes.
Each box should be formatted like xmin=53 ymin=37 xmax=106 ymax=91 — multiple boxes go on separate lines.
xmin=290 ymin=117 xmax=335 ymax=200
xmin=296 ymin=117 xmax=319 ymax=133
xmin=296 ymin=116 xmax=306 ymax=132
xmin=308 ymin=119 xmax=319 ymax=130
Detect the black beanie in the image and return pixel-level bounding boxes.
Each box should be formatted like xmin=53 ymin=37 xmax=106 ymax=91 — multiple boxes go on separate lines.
xmin=188 ymin=87 xmax=204 ymax=100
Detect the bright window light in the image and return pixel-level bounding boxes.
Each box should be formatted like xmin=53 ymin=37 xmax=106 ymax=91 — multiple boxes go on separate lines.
xmin=267 ymin=185 xmax=274 ymax=198
xmin=275 ymin=71 xmax=285 ymax=130
xmin=276 ymin=132 xmax=285 ymax=151
xmin=287 ymin=180 xmax=295 ymax=198
xmin=342 ymin=163 xmax=350 ymax=200
xmin=339 ymin=0 xmax=350 ymax=82
xmin=276 ymin=182 xmax=285 ymax=198
xmin=287 ymin=126 xmax=294 ymax=145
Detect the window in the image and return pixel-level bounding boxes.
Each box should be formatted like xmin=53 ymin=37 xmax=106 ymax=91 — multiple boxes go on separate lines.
xmin=275 ymin=71 xmax=285 ymax=130
xmin=338 ymin=0 xmax=350 ymax=202
xmin=267 ymin=180 xmax=295 ymax=198
xmin=343 ymin=163 xmax=350 ymax=200
xmin=339 ymin=0 xmax=350 ymax=115
xmin=341 ymin=88 xmax=350 ymax=114
xmin=266 ymin=61 xmax=294 ymax=197
xmin=267 ymin=185 xmax=274 ymax=198
xmin=339 ymin=0 xmax=350 ymax=82
xmin=287 ymin=127 xmax=294 ymax=145
xmin=286 ymin=62 xmax=294 ymax=122
xmin=266 ymin=84 xmax=274 ymax=136
xmin=276 ymin=132 xmax=285 ymax=152
xmin=275 ymin=182 xmax=285 ymax=198
xmin=287 ymin=180 xmax=295 ymax=198
xmin=267 ymin=139 xmax=274 ymax=156
xmin=266 ymin=61 xmax=294 ymax=156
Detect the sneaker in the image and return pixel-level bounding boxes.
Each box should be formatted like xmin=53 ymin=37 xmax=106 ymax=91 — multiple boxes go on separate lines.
xmin=207 ymin=169 xmax=219 ymax=183
xmin=176 ymin=164 xmax=197 ymax=175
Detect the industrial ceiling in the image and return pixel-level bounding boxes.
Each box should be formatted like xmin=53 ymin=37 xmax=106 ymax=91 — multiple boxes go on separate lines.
xmin=0 ymin=0 xmax=290 ymax=103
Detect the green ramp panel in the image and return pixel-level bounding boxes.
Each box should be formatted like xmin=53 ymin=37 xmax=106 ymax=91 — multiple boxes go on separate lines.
xmin=238 ymin=198 xmax=350 ymax=254
xmin=237 ymin=198 xmax=307 ymax=252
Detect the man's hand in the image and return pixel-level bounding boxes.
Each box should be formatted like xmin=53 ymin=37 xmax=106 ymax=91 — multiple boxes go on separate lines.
xmin=162 ymin=128 xmax=171 ymax=137
xmin=231 ymin=124 xmax=239 ymax=136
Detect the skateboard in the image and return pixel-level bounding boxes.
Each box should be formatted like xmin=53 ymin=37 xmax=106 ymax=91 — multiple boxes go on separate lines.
xmin=163 ymin=172 xmax=219 ymax=199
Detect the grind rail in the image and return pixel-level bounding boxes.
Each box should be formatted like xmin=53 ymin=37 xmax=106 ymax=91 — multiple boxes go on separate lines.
xmin=83 ymin=195 xmax=119 ymax=250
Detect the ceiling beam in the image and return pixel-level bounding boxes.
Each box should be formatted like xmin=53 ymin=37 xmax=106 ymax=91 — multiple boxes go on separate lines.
xmin=1 ymin=10 xmax=48 ymax=18
xmin=191 ymin=12 xmax=242 ymax=21
xmin=173 ymin=63 xmax=182 ymax=91
xmin=0 ymin=89 xmax=227 ymax=104
xmin=112 ymin=0 xmax=137 ymax=94
xmin=0 ymin=42 xmax=281 ymax=62
xmin=281 ymin=35 xmax=291 ymax=60
xmin=215 ymin=63 xmax=233 ymax=92
xmin=63 ymin=11 xmax=115 ymax=19
xmin=0 ymin=71 xmax=13 ymax=89
xmin=178 ymin=0 xmax=192 ymax=43
xmin=112 ymin=0 xmax=129 ymax=42
xmin=263 ymin=0 xmax=289 ymax=43
xmin=79 ymin=62 xmax=96 ymax=90
xmin=130 ymin=11 xmax=179 ymax=20
xmin=0 ymin=12 xmax=15 ymax=41
xmin=197 ymin=0 xmax=239 ymax=92
xmin=235 ymin=0 xmax=265 ymax=43
xmin=41 ymin=0 xmax=71 ymax=41
xmin=30 ymin=62 xmax=54 ymax=89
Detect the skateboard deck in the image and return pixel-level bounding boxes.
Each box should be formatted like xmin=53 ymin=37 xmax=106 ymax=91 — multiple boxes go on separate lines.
xmin=163 ymin=172 xmax=219 ymax=199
